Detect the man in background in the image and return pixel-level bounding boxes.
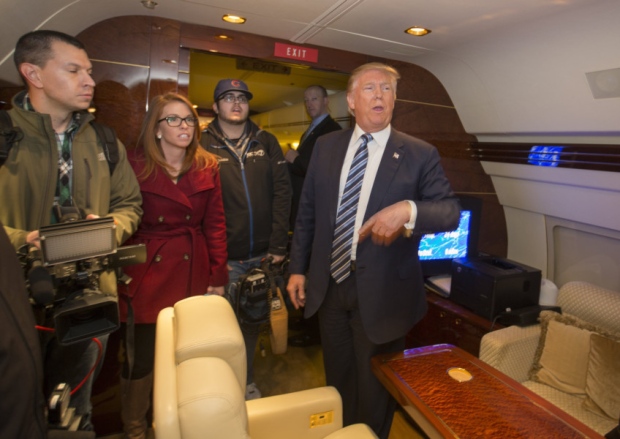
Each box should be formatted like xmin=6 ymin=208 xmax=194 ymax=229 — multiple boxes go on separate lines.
xmin=286 ymin=85 xmax=342 ymax=230
xmin=285 ymin=85 xmax=341 ymax=347
xmin=0 ymin=30 xmax=142 ymax=432
xmin=201 ymin=79 xmax=291 ymax=400
xmin=287 ymin=62 xmax=460 ymax=438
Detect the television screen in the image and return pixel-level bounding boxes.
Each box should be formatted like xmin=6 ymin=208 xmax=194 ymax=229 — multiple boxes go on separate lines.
xmin=418 ymin=196 xmax=482 ymax=277
xmin=418 ymin=210 xmax=471 ymax=261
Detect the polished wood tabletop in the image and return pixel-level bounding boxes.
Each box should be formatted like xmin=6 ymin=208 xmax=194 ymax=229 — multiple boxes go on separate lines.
xmin=372 ymin=344 xmax=604 ymax=439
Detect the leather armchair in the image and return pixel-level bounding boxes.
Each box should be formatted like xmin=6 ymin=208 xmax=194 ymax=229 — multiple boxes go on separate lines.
xmin=153 ymin=295 xmax=377 ymax=439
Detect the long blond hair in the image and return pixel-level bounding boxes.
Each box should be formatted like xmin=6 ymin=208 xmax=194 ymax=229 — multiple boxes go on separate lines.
xmin=135 ymin=92 xmax=217 ymax=181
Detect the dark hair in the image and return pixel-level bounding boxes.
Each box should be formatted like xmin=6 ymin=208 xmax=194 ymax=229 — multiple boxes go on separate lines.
xmin=14 ymin=30 xmax=86 ymax=73
xmin=305 ymin=85 xmax=328 ymax=98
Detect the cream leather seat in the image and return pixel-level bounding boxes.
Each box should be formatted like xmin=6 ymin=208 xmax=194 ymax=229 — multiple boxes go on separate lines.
xmin=153 ymin=295 xmax=378 ymax=439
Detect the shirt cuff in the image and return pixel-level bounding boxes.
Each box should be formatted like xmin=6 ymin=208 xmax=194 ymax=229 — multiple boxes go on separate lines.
xmin=405 ymin=200 xmax=417 ymax=230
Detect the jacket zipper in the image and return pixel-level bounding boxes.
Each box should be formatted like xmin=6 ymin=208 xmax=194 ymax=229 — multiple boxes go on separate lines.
xmin=225 ymin=143 xmax=255 ymax=259
xmin=83 ymin=158 xmax=92 ymax=209
xmin=40 ymin=122 xmax=55 ymax=227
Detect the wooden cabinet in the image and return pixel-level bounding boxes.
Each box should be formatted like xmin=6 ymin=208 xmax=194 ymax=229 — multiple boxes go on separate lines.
xmin=405 ymin=290 xmax=503 ymax=356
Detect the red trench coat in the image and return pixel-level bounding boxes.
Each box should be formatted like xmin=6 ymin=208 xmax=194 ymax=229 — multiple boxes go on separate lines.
xmin=119 ymin=154 xmax=229 ymax=323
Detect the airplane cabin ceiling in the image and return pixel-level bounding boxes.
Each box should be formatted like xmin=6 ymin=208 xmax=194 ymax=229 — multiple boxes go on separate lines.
xmin=0 ymin=0 xmax=601 ymax=87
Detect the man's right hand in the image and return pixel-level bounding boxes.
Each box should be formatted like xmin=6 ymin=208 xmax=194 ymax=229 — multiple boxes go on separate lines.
xmin=285 ymin=149 xmax=299 ymax=163
xmin=26 ymin=230 xmax=40 ymax=249
xmin=287 ymin=274 xmax=306 ymax=309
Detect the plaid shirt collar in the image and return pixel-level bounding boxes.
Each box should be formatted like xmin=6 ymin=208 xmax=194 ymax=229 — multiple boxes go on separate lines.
xmin=21 ymin=93 xmax=81 ymax=134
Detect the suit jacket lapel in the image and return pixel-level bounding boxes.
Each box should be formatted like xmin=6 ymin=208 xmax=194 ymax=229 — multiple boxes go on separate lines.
xmin=364 ymin=132 xmax=405 ymax=221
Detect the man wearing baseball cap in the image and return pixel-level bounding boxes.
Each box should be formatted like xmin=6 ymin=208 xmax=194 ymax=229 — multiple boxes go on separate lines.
xmin=200 ymin=79 xmax=291 ymax=400
xmin=213 ymin=78 xmax=254 ymax=102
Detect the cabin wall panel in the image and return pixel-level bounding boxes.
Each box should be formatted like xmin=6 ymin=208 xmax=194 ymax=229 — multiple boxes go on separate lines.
xmin=147 ymin=18 xmax=182 ymax=101
xmin=0 ymin=86 xmax=23 ymax=108
xmin=90 ymin=63 xmax=149 ymax=149
xmin=77 ymin=16 xmax=152 ymax=67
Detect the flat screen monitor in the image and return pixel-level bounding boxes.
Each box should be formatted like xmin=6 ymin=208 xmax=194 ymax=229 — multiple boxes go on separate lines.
xmin=418 ymin=196 xmax=482 ymax=277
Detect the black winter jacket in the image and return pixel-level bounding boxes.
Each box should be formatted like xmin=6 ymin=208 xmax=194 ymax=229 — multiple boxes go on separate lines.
xmin=0 ymin=224 xmax=47 ymax=439
xmin=201 ymin=121 xmax=291 ymax=260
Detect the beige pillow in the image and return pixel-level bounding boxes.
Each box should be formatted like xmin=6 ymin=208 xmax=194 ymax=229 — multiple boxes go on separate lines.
xmin=583 ymin=333 xmax=620 ymax=420
xmin=530 ymin=311 xmax=617 ymax=395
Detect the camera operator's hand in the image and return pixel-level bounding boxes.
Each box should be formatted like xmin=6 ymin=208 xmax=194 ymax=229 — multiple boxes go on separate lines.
xmin=85 ymin=214 xmax=100 ymax=220
xmin=268 ymin=253 xmax=285 ymax=264
xmin=26 ymin=230 xmax=41 ymax=249
xmin=206 ymin=285 xmax=225 ymax=296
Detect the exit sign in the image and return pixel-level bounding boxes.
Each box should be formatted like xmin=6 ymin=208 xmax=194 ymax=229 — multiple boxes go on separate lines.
xmin=274 ymin=42 xmax=318 ymax=63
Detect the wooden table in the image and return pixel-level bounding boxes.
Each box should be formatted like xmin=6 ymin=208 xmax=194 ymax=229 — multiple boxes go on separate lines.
xmin=372 ymin=344 xmax=604 ymax=439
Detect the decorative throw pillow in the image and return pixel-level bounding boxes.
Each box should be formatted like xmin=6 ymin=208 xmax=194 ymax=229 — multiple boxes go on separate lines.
xmin=583 ymin=333 xmax=620 ymax=420
xmin=529 ymin=311 xmax=618 ymax=395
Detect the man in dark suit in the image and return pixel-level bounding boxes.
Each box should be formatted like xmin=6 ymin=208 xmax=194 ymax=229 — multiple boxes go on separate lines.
xmin=286 ymin=85 xmax=342 ymax=231
xmin=286 ymin=85 xmax=341 ymax=348
xmin=287 ymin=62 xmax=460 ymax=438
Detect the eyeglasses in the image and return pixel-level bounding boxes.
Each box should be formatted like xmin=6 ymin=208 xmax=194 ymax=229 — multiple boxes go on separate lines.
xmin=220 ymin=94 xmax=248 ymax=104
xmin=157 ymin=116 xmax=198 ymax=127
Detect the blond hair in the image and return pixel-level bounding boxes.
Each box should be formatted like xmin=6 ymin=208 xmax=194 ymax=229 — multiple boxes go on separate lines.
xmin=347 ymin=62 xmax=400 ymax=95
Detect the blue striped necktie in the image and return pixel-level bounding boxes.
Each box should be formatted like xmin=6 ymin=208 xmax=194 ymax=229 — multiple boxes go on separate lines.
xmin=330 ymin=133 xmax=372 ymax=283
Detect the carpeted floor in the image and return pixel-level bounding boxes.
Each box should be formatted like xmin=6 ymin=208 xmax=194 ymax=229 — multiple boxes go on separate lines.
xmin=252 ymin=313 xmax=327 ymax=397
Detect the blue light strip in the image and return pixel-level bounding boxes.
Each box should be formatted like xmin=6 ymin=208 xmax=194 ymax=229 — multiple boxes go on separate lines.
xmin=528 ymin=145 xmax=565 ymax=167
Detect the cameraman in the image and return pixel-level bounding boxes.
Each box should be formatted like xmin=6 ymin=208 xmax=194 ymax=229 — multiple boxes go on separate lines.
xmin=0 ymin=30 xmax=142 ymax=432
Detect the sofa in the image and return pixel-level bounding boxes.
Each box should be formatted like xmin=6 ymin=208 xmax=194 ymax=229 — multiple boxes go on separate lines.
xmin=152 ymin=294 xmax=378 ymax=439
xmin=479 ymin=281 xmax=620 ymax=435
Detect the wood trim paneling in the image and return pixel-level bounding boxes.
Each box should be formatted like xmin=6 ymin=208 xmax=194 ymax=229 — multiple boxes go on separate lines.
xmin=471 ymin=141 xmax=620 ymax=173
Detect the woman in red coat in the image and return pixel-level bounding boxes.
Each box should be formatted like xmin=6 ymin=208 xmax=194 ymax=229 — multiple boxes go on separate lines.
xmin=118 ymin=92 xmax=228 ymax=438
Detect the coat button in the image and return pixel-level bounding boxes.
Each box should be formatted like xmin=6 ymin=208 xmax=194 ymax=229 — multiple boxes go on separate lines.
xmin=154 ymin=255 xmax=162 ymax=262
xmin=183 ymin=253 xmax=190 ymax=260
xmin=185 ymin=214 xmax=191 ymax=220
xmin=158 ymin=216 xmax=164 ymax=223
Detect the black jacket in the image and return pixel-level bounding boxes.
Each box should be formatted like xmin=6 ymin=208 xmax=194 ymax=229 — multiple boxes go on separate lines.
xmin=288 ymin=115 xmax=342 ymax=229
xmin=201 ymin=120 xmax=291 ymax=260
xmin=0 ymin=223 xmax=47 ymax=439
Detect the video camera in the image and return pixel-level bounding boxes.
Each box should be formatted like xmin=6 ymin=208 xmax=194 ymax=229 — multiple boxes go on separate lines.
xmin=232 ymin=256 xmax=290 ymax=326
xmin=19 ymin=212 xmax=145 ymax=345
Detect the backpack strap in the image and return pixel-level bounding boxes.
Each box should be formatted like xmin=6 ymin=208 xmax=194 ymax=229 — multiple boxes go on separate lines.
xmin=0 ymin=111 xmax=119 ymax=174
xmin=0 ymin=110 xmax=23 ymax=167
xmin=90 ymin=121 xmax=119 ymax=175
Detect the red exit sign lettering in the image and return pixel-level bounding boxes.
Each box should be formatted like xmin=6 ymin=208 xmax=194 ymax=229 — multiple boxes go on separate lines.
xmin=274 ymin=42 xmax=318 ymax=63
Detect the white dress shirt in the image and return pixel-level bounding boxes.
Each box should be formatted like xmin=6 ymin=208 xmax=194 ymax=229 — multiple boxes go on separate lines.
xmin=336 ymin=125 xmax=417 ymax=259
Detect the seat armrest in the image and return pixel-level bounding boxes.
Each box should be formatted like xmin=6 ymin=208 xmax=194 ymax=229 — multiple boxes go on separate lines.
xmin=246 ymin=386 xmax=344 ymax=439
xmin=153 ymin=307 xmax=181 ymax=439
xmin=324 ymin=424 xmax=378 ymax=438
xmin=479 ymin=324 xmax=541 ymax=382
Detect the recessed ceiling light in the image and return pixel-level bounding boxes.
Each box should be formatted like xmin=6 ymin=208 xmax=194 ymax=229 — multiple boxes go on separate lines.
xmin=141 ymin=0 xmax=157 ymax=9
xmin=222 ymin=14 xmax=246 ymax=24
xmin=405 ymin=26 xmax=431 ymax=36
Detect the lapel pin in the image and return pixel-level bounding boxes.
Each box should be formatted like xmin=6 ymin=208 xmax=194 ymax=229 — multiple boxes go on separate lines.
xmin=393 ymin=152 xmax=400 ymax=160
